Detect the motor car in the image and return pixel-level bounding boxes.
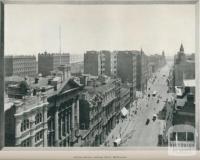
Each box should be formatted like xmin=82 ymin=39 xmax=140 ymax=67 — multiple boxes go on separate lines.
xmin=157 ymin=99 xmax=159 ymax=103
xmin=152 ymin=114 xmax=157 ymax=121
xmin=152 ymin=91 xmax=157 ymax=96
xmin=146 ymin=118 xmax=150 ymax=125
xmin=113 ymin=138 xmax=121 ymax=147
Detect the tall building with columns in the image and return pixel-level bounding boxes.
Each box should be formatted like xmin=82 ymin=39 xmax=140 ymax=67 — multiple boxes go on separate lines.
xmin=47 ymin=78 xmax=83 ymax=147
xmin=5 ymin=64 xmax=82 ymax=147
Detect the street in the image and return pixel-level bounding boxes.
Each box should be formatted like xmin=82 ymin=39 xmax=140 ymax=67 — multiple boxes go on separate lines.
xmin=104 ymin=62 xmax=174 ymax=147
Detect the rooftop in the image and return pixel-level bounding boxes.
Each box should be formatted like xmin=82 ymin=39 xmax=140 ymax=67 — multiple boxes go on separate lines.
xmin=84 ymin=79 xmax=115 ymax=97
xmin=38 ymin=52 xmax=70 ymax=56
xmin=5 ymin=76 xmax=68 ymax=112
xmin=120 ymin=87 xmax=130 ymax=96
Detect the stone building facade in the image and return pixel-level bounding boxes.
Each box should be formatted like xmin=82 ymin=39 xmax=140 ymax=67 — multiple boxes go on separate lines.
xmin=78 ymin=76 xmax=120 ymax=146
xmin=5 ymin=94 xmax=48 ymax=147
xmin=47 ymin=78 xmax=83 ymax=146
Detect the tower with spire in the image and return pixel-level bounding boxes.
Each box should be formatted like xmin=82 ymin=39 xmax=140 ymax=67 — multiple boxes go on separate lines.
xmin=180 ymin=43 xmax=184 ymax=53
xmin=176 ymin=43 xmax=186 ymax=63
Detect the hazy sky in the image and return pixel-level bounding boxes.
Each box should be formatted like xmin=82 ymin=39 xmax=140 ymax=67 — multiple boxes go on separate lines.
xmin=5 ymin=4 xmax=195 ymax=56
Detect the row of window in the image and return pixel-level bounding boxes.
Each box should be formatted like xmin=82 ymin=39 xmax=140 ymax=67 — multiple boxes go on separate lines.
xmin=20 ymin=113 xmax=43 ymax=132
xmin=35 ymin=130 xmax=43 ymax=143
xmin=20 ymin=130 xmax=43 ymax=147
xmin=21 ymin=138 xmax=31 ymax=147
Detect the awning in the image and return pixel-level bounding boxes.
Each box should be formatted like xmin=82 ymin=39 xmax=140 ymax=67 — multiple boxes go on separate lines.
xmin=121 ymin=107 xmax=129 ymax=117
xmin=153 ymin=114 xmax=157 ymax=117
xmin=183 ymin=79 xmax=195 ymax=87
xmin=175 ymin=87 xmax=183 ymax=96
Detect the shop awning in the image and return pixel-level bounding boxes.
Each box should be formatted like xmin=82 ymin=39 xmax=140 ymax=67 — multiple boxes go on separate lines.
xmin=121 ymin=107 xmax=129 ymax=117
xmin=175 ymin=87 xmax=183 ymax=97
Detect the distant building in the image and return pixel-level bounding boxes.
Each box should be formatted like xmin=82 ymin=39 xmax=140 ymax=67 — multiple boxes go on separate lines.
xmin=116 ymin=50 xmax=137 ymax=98
xmin=136 ymin=49 xmax=148 ymax=92
xmin=148 ymin=53 xmax=166 ymax=73
xmin=38 ymin=51 xmax=70 ymax=77
xmin=5 ymin=55 xmax=37 ymax=77
xmin=100 ymin=50 xmax=117 ymax=77
xmin=71 ymin=62 xmax=83 ymax=76
xmin=84 ymin=50 xmax=117 ymax=77
xmin=173 ymin=44 xmax=195 ymax=87
xmin=84 ymin=51 xmax=100 ymax=76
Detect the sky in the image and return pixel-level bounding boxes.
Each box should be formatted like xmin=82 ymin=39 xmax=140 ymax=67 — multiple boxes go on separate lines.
xmin=5 ymin=4 xmax=195 ymax=57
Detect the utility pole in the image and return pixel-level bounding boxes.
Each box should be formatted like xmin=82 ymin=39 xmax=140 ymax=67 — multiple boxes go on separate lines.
xmin=59 ymin=25 xmax=62 ymax=65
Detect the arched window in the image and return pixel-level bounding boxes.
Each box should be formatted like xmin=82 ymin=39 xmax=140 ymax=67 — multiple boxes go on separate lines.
xmin=20 ymin=119 xmax=30 ymax=132
xmin=35 ymin=113 xmax=42 ymax=125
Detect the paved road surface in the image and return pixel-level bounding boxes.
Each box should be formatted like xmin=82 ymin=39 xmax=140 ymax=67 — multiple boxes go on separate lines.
xmin=104 ymin=62 xmax=174 ymax=147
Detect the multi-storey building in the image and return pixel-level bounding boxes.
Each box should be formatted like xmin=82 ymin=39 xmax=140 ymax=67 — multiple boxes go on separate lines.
xmin=136 ymin=49 xmax=148 ymax=92
xmin=100 ymin=50 xmax=117 ymax=77
xmin=5 ymin=55 xmax=37 ymax=77
xmin=84 ymin=51 xmax=101 ymax=76
xmin=84 ymin=50 xmax=117 ymax=77
xmin=38 ymin=51 xmax=70 ymax=77
xmin=78 ymin=75 xmax=120 ymax=146
xmin=5 ymin=91 xmax=49 ymax=147
xmin=116 ymin=50 xmax=137 ymax=98
xmin=5 ymin=65 xmax=83 ymax=147
xmin=47 ymin=78 xmax=83 ymax=147
xmin=173 ymin=44 xmax=195 ymax=87
xmin=110 ymin=52 xmax=117 ymax=77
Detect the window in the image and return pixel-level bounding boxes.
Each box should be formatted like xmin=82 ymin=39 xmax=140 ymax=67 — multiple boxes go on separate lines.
xmin=35 ymin=130 xmax=43 ymax=142
xmin=35 ymin=113 xmax=42 ymax=125
xmin=21 ymin=138 xmax=31 ymax=147
xmin=21 ymin=119 xmax=30 ymax=132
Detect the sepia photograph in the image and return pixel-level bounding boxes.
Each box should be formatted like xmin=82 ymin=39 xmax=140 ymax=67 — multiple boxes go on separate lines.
xmin=0 ymin=0 xmax=199 ymax=159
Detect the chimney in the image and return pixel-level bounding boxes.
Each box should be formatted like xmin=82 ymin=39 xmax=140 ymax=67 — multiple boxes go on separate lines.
xmin=35 ymin=77 xmax=39 ymax=84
